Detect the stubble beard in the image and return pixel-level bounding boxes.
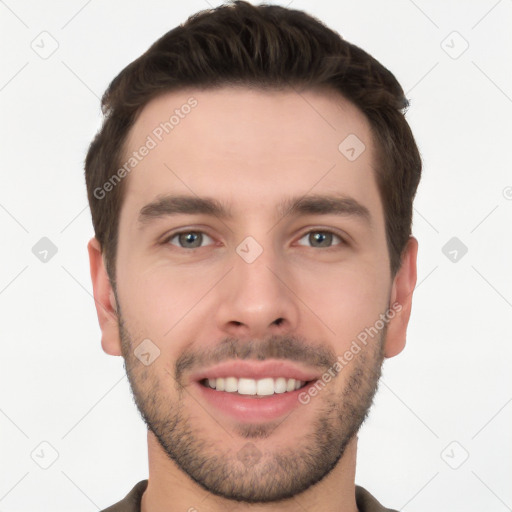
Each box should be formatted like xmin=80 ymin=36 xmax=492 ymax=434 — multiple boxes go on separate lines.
xmin=118 ymin=315 xmax=385 ymax=503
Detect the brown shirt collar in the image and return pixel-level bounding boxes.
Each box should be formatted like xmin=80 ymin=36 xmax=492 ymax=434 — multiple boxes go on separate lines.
xmin=101 ymin=480 xmax=398 ymax=512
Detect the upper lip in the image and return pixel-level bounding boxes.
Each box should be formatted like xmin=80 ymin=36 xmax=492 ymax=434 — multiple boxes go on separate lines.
xmin=189 ymin=359 xmax=321 ymax=383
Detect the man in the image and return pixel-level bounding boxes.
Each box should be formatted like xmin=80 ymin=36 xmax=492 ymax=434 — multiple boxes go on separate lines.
xmin=85 ymin=1 xmax=421 ymax=511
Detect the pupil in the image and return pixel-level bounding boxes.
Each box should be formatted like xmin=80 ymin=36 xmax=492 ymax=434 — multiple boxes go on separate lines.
xmin=312 ymin=232 xmax=330 ymax=247
xmin=181 ymin=232 xmax=201 ymax=248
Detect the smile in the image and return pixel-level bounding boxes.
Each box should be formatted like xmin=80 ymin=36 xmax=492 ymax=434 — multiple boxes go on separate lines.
xmin=191 ymin=360 xmax=320 ymax=422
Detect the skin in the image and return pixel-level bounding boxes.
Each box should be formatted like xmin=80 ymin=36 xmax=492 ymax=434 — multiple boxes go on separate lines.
xmin=88 ymin=86 xmax=418 ymax=512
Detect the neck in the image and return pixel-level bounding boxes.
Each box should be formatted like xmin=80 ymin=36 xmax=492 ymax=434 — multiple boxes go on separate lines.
xmin=141 ymin=430 xmax=359 ymax=512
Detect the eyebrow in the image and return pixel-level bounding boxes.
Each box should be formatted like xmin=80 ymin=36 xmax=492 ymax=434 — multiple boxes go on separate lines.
xmin=137 ymin=193 xmax=371 ymax=227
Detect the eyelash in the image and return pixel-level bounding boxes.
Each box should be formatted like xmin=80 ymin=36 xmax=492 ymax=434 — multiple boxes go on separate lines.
xmin=161 ymin=228 xmax=348 ymax=250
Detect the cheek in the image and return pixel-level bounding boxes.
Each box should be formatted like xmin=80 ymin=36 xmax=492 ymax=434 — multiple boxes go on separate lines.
xmin=294 ymin=264 xmax=390 ymax=347
xmin=116 ymin=258 xmax=220 ymax=346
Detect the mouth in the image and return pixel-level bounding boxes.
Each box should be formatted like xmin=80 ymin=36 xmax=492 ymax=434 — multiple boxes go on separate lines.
xmin=190 ymin=360 xmax=320 ymax=423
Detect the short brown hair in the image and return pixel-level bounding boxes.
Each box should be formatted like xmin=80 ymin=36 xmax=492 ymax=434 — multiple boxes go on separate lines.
xmin=85 ymin=0 xmax=421 ymax=287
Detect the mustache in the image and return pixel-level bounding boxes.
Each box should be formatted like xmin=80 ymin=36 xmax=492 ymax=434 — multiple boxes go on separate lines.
xmin=175 ymin=334 xmax=338 ymax=383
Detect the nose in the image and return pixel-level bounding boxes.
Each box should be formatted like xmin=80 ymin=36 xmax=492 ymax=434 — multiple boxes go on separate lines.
xmin=214 ymin=241 xmax=301 ymax=340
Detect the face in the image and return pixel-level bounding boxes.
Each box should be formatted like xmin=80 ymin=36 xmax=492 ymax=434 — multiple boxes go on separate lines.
xmin=89 ymin=86 xmax=417 ymax=502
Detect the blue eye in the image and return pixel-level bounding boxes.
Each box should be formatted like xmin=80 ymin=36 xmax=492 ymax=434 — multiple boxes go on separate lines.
xmin=297 ymin=230 xmax=344 ymax=249
xmin=166 ymin=231 xmax=214 ymax=249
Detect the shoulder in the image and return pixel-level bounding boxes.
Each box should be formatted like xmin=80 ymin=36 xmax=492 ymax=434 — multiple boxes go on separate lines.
xmin=355 ymin=485 xmax=399 ymax=512
xmin=101 ymin=480 xmax=148 ymax=512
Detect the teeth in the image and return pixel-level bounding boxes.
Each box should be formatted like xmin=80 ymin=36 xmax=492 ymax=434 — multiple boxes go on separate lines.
xmin=274 ymin=377 xmax=287 ymax=394
xmin=216 ymin=377 xmax=225 ymax=391
xmin=225 ymin=377 xmax=238 ymax=392
xmin=205 ymin=377 xmax=306 ymax=396
xmin=256 ymin=378 xmax=274 ymax=396
xmin=238 ymin=378 xmax=257 ymax=395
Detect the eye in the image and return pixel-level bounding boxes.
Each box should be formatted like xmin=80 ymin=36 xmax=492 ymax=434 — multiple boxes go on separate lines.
xmin=165 ymin=230 xmax=215 ymax=249
xmin=296 ymin=229 xmax=345 ymax=249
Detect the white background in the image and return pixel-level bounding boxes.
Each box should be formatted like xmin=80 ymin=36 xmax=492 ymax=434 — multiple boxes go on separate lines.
xmin=1 ymin=0 xmax=511 ymax=511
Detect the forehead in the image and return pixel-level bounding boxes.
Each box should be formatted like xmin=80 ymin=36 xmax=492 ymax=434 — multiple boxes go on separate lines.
xmin=120 ymin=86 xmax=382 ymax=224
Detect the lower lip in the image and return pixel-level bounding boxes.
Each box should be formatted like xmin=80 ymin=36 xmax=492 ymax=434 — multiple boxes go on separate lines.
xmin=194 ymin=381 xmax=314 ymax=423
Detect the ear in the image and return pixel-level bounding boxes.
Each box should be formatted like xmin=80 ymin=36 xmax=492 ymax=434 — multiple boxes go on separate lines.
xmin=384 ymin=236 xmax=418 ymax=358
xmin=87 ymin=237 xmax=122 ymax=356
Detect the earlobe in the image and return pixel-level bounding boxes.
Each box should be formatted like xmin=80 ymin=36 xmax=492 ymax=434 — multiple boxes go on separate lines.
xmin=87 ymin=237 xmax=122 ymax=356
xmin=383 ymin=236 xmax=418 ymax=358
